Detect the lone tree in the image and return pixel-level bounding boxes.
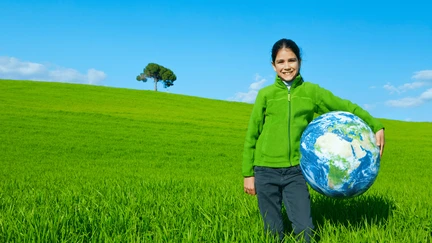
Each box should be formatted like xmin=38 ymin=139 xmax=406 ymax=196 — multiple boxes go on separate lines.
xmin=136 ymin=63 xmax=177 ymax=91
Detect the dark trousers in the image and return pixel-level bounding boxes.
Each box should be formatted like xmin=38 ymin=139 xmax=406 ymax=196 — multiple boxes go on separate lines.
xmin=254 ymin=165 xmax=314 ymax=242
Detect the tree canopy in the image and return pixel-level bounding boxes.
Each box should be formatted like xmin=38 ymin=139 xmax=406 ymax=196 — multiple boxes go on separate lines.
xmin=136 ymin=63 xmax=177 ymax=91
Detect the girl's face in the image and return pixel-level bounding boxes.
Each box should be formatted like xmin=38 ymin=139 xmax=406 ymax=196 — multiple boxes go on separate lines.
xmin=272 ymin=48 xmax=300 ymax=82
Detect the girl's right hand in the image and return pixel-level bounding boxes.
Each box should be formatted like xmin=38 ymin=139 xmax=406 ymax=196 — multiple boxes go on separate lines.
xmin=375 ymin=128 xmax=385 ymax=158
xmin=244 ymin=177 xmax=256 ymax=195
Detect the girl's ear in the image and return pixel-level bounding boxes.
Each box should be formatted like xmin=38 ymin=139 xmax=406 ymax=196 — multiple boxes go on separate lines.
xmin=271 ymin=62 xmax=277 ymax=72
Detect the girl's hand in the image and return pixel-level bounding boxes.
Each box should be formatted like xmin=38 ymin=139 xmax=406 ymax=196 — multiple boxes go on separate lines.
xmin=244 ymin=177 xmax=256 ymax=195
xmin=375 ymin=129 xmax=385 ymax=158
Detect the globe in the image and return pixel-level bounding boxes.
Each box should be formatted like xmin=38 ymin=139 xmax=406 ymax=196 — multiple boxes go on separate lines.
xmin=300 ymin=111 xmax=380 ymax=198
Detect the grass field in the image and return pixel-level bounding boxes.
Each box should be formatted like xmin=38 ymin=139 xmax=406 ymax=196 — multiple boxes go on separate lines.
xmin=1 ymin=79 xmax=431 ymax=242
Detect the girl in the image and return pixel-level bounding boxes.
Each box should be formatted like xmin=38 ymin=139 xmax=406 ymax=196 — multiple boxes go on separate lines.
xmin=242 ymin=38 xmax=385 ymax=242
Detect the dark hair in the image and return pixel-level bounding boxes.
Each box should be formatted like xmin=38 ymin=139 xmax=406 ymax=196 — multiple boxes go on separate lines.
xmin=271 ymin=38 xmax=302 ymax=63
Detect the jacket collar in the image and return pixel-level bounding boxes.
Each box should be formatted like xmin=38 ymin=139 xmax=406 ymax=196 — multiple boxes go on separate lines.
xmin=275 ymin=74 xmax=304 ymax=89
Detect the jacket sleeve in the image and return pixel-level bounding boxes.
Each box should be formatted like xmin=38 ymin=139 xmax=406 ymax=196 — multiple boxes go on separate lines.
xmin=315 ymin=85 xmax=384 ymax=133
xmin=242 ymin=90 xmax=266 ymax=177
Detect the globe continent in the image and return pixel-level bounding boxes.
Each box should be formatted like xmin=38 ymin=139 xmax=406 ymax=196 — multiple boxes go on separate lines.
xmin=300 ymin=111 xmax=380 ymax=198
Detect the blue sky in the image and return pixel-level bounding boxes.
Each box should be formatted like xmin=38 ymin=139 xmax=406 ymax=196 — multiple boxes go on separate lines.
xmin=1 ymin=0 xmax=431 ymax=122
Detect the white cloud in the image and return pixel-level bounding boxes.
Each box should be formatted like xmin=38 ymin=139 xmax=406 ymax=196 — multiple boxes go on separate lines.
xmin=412 ymin=70 xmax=432 ymax=80
xmin=383 ymin=83 xmax=400 ymax=94
xmin=87 ymin=69 xmax=106 ymax=85
xmin=0 ymin=57 xmax=46 ymax=75
xmin=228 ymin=74 xmax=267 ymax=103
xmin=383 ymin=81 xmax=428 ymax=94
xmin=363 ymin=104 xmax=376 ymax=110
xmin=0 ymin=56 xmax=106 ymax=85
xmin=249 ymin=74 xmax=267 ymax=90
xmin=229 ymin=90 xmax=259 ymax=103
xmin=383 ymin=70 xmax=432 ymax=94
xmin=400 ymin=81 xmax=428 ymax=90
xmin=385 ymin=97 xmax=423 ymax=107
xmin=420 ymin=88 xmax=432 ymax=100
xmin=386 ymin=88 xmax=432 ymax=108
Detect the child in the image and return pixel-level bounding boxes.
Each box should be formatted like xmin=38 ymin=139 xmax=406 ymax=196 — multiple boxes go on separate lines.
xmin=242 ymin=38 xmax=385 ymax=242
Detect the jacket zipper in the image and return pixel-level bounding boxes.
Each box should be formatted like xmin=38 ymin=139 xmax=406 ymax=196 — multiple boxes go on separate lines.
xmin=288 ymin=88 xmax=292 ymax=166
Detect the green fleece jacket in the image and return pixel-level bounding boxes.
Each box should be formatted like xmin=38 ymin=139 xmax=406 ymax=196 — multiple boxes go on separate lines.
xmin=242 ymin=74 xmax=384 ymax=177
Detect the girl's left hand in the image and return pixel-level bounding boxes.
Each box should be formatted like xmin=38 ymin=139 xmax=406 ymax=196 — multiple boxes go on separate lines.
xmin=375 ymin=129 xmax=385 ymax=158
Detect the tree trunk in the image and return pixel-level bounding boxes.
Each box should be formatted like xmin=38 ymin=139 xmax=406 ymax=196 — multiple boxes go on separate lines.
xmin=154 ymin=79 xmax=158 ymax=91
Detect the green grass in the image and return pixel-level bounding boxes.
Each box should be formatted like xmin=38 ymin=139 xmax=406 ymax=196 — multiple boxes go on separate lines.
xmin=1 ymin=79 xmax=431 ymax=242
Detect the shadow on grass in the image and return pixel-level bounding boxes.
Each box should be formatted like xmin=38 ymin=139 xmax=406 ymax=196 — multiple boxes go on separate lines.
xmin=273 ymin=194 xmax=395 ymax=242
xmin=281 ymin=194 xmax=394 ymax=233
xmin=310 ymin=193 xmax=395 ymax=228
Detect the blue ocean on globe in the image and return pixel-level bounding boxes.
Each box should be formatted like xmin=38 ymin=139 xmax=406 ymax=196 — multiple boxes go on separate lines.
xmin=300 ymin=111 xmax=380 ymax=198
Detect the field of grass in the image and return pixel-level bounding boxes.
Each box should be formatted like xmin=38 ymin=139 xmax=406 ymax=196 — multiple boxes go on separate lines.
xmin=1 ymin=79 xmax=431 ymax=242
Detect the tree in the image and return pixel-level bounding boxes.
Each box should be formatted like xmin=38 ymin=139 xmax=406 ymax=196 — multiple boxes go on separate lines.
xmin=136 ymin=63 xmax=177 ymax=91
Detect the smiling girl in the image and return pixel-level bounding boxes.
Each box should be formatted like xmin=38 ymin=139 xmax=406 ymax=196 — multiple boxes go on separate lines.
xmin=242 ymin=38 xmax=385 ymax=242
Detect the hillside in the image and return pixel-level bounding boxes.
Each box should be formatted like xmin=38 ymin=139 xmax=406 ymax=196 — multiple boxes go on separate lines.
xmin=1 ymin=79 xmax=431 ymax=242
xmin=1 ymin=79 xmax=253 ymax=179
